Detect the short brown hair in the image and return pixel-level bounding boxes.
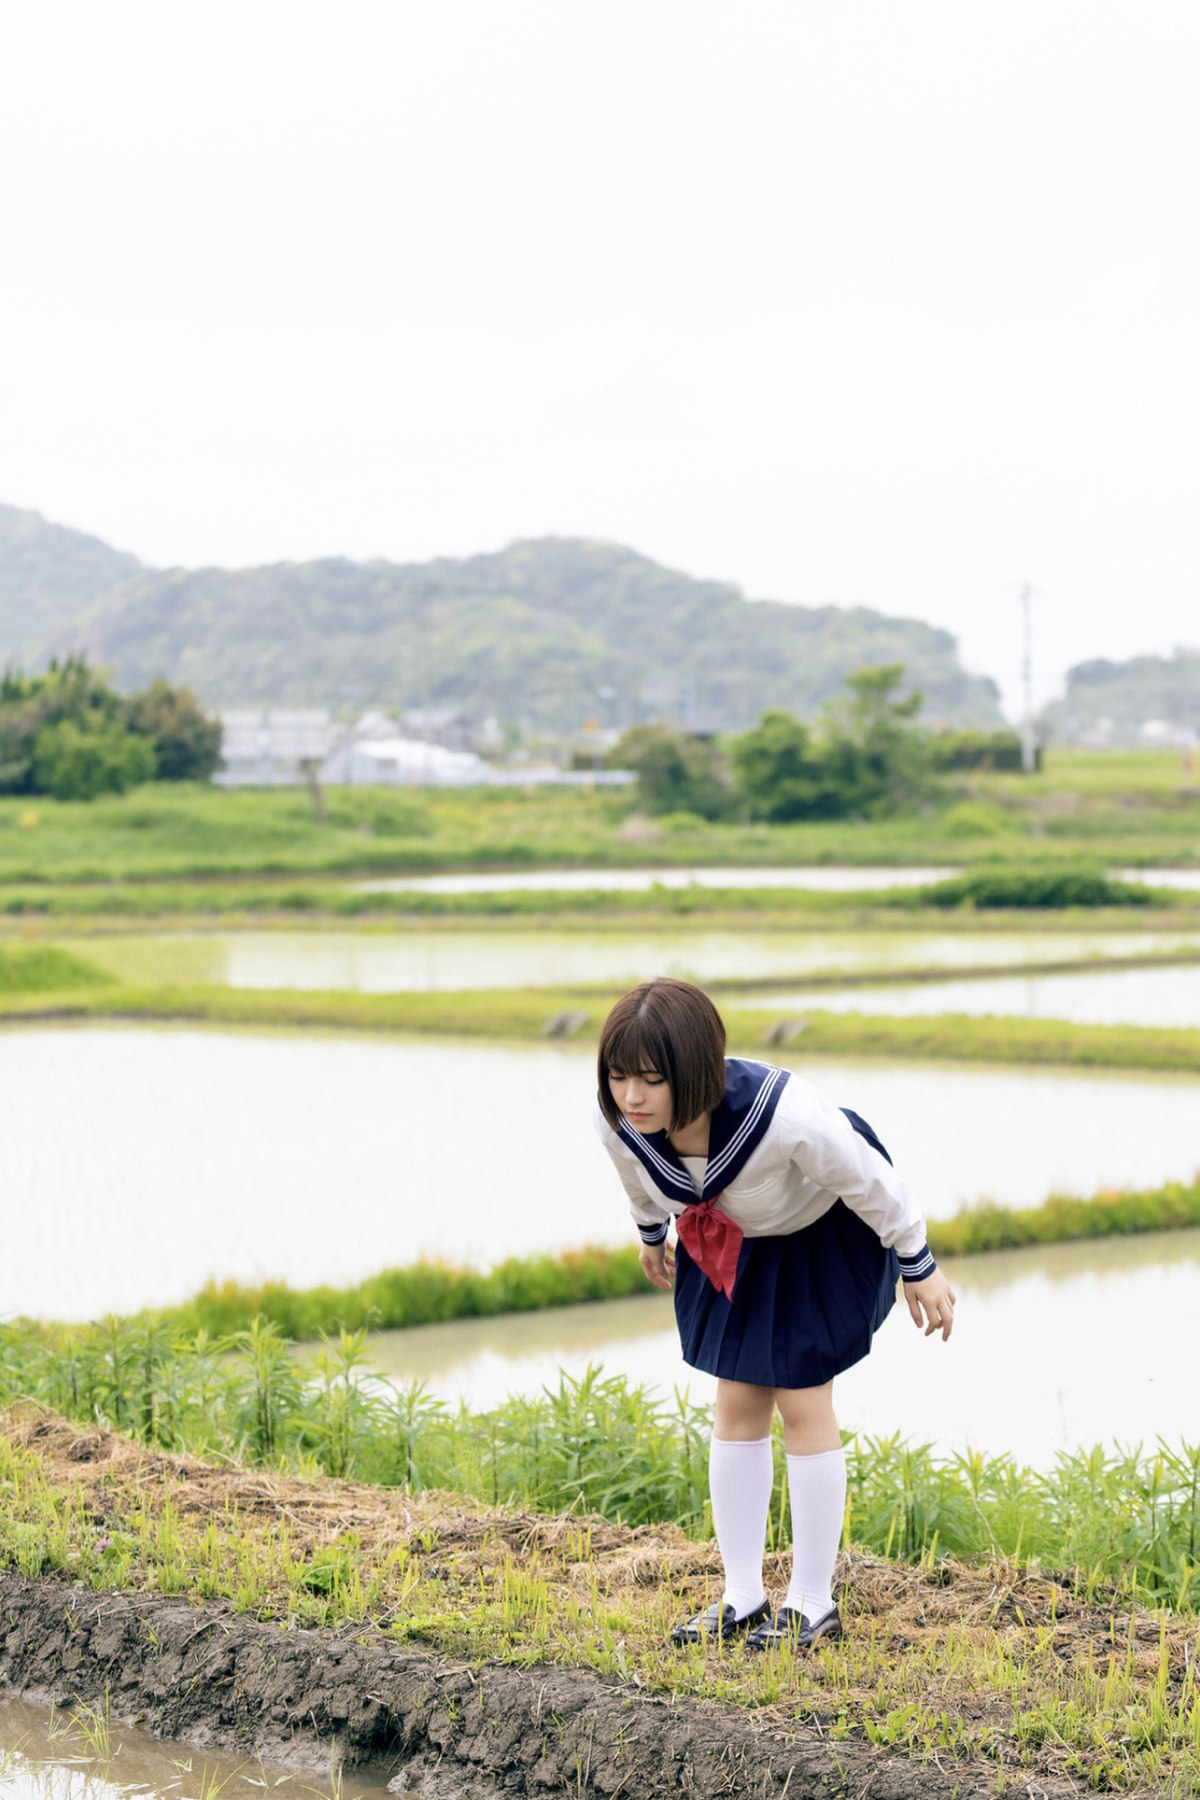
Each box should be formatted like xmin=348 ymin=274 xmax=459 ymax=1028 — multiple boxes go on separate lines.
xmin=597 ymin=978 xmax=727 ymax=1132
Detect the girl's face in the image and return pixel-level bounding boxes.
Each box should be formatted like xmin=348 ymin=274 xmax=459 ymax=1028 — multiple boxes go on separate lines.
xmin=607 ymin=1063 xmax=673 ymax=1135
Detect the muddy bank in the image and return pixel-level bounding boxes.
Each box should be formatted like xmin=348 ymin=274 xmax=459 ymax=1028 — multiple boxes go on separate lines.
xmin=0 ymin=1568 xmax=1027 ymax=1800
xmin=2 ymin=1410 xmax=1179 ymax=1799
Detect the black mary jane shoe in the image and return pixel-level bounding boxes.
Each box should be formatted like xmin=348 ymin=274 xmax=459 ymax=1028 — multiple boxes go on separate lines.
xmin=669 ymin=1597 xmax=771 ymax=1647
xmin=745 ymin=1604 xmax=842 ymax=1653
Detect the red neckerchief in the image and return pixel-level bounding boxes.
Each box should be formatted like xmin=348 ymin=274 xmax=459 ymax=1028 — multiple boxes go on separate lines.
xmin=676 ymin=1196 xmax=743 ymax=1300
xmin=611 ymin=1061 xmax=791 ymax=1303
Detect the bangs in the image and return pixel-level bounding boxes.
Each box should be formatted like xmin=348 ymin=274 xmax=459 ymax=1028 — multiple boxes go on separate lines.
xmin=599 ymin=1013 xmax=675 ymax=1084
xmin=596 ymin=978 xmax=726 ymax=1133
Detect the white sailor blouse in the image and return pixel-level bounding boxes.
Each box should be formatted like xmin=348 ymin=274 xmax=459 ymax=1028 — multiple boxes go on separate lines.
xmin=594 ymin=1057 xmax=936 ymax=1286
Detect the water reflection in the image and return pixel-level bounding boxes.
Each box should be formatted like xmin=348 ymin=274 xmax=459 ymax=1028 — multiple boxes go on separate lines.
xmin=359 ymin=865 xmax=957 ymax=894
xmin=739 ymin=960 xmax=1200 ymax=1028
xmin=2 ymin=1029 xmax=1197 ymax=1322
xmin=0 ymin=1696 xmax=394 ymax=1799
xmin=365 ymin=1228 xmax=1200 ymax=1469
xmin=359 ymin=866 xmax=1200 ymax=895
xmin=1117 ymin=868 xmax=1200 ymax=890
xmin=60 ymin=926 xmax=1200 ymax=996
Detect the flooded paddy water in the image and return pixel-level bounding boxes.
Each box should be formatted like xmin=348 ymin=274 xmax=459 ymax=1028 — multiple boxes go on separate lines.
xmin=358 ymin=865 xmax=1200 ymax=895
xmin=364 ymin=1227 xmax=1200 ymax=1468
xmin=56 ymin=922 xmax=1200 ymax=993
xmin=741 ymin=959 xmax=1200 ymax=1027
xmin=0 ymin=1696 xmax=395 ymax=1800
xmin=3 ymin=1025 xmax=1198 ymax=1467
xmin=7 ymin=898 xmax=1200 ymax=1476
xmin=359 ymin=863 xmax=957 ymax=893
xmin=4 ymin=1026 xmax=1199 ymax=1322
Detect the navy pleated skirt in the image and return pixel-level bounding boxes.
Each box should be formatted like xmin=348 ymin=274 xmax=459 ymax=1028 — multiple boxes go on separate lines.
xmin=674 ymin=1108 xmax=899 ymax=1389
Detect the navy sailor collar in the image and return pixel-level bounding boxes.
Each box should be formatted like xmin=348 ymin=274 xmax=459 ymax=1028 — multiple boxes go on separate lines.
xmin=613 ymin=1057 xmax=790 ymax=1206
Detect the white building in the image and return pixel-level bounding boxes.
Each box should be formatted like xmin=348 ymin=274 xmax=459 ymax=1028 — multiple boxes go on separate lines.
xmin=217 ymin=708 xmax=635 ymax=787
xmin=216 ymin=710 xmax=334 ymax=786
xmin=320 ymin=734 xmax=493 ymax=786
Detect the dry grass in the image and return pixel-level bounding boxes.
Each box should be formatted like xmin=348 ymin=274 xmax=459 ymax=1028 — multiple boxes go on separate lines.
xmin=6 ymin=1404 xmax=1200 ymax=1797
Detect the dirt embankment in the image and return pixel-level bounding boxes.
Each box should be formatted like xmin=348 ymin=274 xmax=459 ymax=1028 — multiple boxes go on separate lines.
xmin=0 ymin=1410 xmax=1169 ymax=1800
xmin=0 ymin=1569 xmax=985 ymax=1800
xmin=2 ymin=1566 xmax=1104 ymax=1800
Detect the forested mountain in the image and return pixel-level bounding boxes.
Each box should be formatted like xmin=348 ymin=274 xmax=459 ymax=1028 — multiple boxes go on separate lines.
xmin=0 ymin=503 xmax=142 ymax=655
xmin=0 ymin=505 xmax=1004 ymax=736
xmin=1042 ymin=650 xmax=1199 ymax=746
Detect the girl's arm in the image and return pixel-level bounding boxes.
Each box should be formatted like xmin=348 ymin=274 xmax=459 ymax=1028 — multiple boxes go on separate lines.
xmin=903 ymin=1270 xmax=956 ymax=1340
xmin=638 ymin=1239 xmax=676 ymax=1291
xmin=778 ymin=1081 xmax=955 ymax=1340
xmin=593 ymin=1105 xmax=674 ymax=1246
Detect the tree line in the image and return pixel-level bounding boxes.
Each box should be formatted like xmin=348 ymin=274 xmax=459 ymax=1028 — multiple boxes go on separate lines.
xmin=0 ymin=655 xmax=1026 ymax=813
xmin=609 ymin=664 xmax=1031 ymax=821
xmin=0 ymin=658 xmax=221 ymax=799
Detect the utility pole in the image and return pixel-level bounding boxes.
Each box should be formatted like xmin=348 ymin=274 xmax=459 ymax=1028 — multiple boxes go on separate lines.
xmin=1020 ymin=582 xmax=1036 ymax=774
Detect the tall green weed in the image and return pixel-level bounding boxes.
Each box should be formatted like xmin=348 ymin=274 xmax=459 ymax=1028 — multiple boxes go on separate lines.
xmin=2 ymin=1328 xmax=1199 ymax=1606
xmin=930 ymin=1181 xmax=1200 ymax=1256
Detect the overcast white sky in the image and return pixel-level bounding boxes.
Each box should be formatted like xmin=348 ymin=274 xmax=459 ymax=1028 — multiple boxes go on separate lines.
xmin=1 ymin=1 xmax=1197 ymax=715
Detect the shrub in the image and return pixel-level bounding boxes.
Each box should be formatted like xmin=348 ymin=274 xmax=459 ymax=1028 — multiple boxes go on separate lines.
xmin=923 ymin=866 xmax=1154 ymax=908
xmin=124 ymin=679 xmax=222 ymax=781
xmin=729 ymin=711 xmax=843 ymax=822
xmin=608 ymin=725 xmax=736 ymax=820
xmin=730 ymin=666 xmax=932 ymax=822
xmin=939 ymin=802 xmax=1009 ymax=838
xmin=928 ymin=730 xmax=1037 ymax=773
xmin=31 ymin=720 xmax=157 ymax=801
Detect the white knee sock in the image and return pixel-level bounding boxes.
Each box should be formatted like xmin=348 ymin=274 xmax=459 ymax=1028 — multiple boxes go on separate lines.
xmin=785 ymin=1446 xmax=846 ymax=1620
xmin=707 ymin=1435 xmax=773 ymax=1619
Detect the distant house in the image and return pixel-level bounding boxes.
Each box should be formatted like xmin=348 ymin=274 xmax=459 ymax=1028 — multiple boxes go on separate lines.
xmin=217 ymin=710 xmax=334 ymax=786
xmin=218 ymin=709 xmax=491 ymax=787
xmin=399 ymin=707 xmax=475 ymax=751
xmin=1139 ymin=719 xmax=1198 ymax=750
xmin=320 ymin=734 xmax=493 ymax=787
xmin=217 ymin=708 xmax=634 ymax=788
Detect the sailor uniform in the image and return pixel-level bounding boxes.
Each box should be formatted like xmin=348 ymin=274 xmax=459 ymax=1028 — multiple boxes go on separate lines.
xmin=595 ymin=1057 xmax=936 ymax=1389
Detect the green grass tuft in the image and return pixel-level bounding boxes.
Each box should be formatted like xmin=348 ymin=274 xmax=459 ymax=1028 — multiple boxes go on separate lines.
xmin=931 ymin=1181 xmax=1200 ymax=1256
xmin=3 ymin=1338 xmax=1200 ymax=1608
xmin=0 ymin=944 xmax=113 ymax=992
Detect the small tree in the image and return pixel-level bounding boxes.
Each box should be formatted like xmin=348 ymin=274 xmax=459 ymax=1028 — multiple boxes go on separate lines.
xmin=125 ymin=678 xmax=222 ymax=781
xmin=821 ymin=663 xmax=930 ymax=815
xmin=609 ymin=724 xmax=735 ymax=819
xmin=31 ymin=719 xmax=157 ymax=800
xmin=0 ymin=656 xmax=125 ymax=794
xmin=730 ymin=666 xmax=931 ymax=822
xmin=728 ymin=711 xmax=842 ymax=822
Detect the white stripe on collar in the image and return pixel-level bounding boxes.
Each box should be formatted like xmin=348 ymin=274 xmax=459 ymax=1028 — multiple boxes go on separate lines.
xmin=706 ymin=1064 xmax=787 ymax=1187
xmin=616 ymin=1060 xmax=789 ymax=1204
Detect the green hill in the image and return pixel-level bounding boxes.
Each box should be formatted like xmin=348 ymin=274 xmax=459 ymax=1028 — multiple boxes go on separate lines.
xmin=0 ymin=502 xmax=142 ymax=659
xmin=0 ymin=508 xmax=1004 ymax=736
xmin=1042 ymin=650 xmax=1199 ymax=747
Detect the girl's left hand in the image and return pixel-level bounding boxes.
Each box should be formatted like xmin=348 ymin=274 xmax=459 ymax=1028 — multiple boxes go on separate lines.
xmin=904 ymin=1271 xmax=956 ymax=1340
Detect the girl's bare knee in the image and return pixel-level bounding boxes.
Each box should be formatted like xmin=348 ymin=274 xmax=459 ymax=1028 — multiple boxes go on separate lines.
xmin=714 ymin=1379 xmax=775 ymax=1440
xmin=775 ymin=1382 xmax=840 ymax=1453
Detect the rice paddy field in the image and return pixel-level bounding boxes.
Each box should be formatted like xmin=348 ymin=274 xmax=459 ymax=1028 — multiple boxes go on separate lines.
xmin=2 ymin=757 xmax=1200 ymax=1795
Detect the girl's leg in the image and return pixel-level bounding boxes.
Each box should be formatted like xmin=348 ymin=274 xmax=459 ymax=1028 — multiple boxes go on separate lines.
xmin=775 ymin=1383 xmax=844 ymax=1621
xmin=708 ymin=1379 xmax=776 ymax=1618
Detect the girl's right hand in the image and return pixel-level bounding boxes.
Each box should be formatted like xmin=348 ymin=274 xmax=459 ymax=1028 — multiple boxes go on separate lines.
xmin=639 ymin=1241 xmax=676 ymax=1291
